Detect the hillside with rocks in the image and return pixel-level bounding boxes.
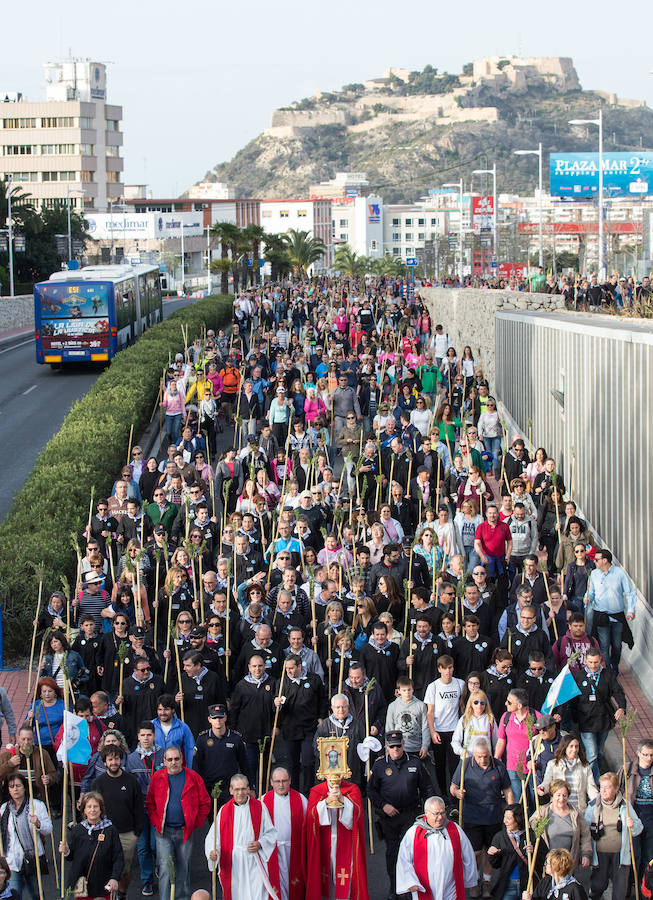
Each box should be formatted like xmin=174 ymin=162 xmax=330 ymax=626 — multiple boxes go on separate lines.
xmin=198 ymin=57 xmax=653 ymax=202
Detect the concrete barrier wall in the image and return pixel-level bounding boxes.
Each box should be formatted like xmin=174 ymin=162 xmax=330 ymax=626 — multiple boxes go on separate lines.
xmin=420 ymin=287 xmax=566 ymax=387
xmin=0 ymin=295 xmax=34 ymax=334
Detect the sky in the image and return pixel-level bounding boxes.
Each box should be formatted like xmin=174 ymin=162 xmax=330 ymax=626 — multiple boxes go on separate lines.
xmin=4 ymin=0 xmax=653 ymax=198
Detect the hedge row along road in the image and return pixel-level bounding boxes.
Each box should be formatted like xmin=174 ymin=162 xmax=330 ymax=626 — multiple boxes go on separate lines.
xmin=0 ymin=295 xmax=200 ymax=522
xmin=0 ymin=293 xmax=233 ymax=658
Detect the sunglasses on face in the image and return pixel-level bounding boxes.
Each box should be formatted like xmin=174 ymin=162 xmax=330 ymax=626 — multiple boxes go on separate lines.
xmin=472 ymin=700 xmax=486 ymax=706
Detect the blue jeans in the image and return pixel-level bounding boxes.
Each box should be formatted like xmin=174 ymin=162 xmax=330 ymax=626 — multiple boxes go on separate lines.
xmin=580 ymin=730 xmax=609 ymax=783
xmin=483 ymin=436 xmax=502 ymax=474
xmin=502 ymin=879 xmax=521 ymax=900
xmin=462 ymin=546 xmax=480 ymax=573
xmin=508 ymin=769 xmax=534 ymax=807
xmin=596 ymin=619 xmax=624 ymax=672
xmin=137 ymin=821 xmax=157 ymax=885
xmin=9 ymin=870 xmax=38 ymax=900
xmin=165 ymin=413 xmax=182 ymax=445
xmin=155 ymin=826 xmax=193 ymax=900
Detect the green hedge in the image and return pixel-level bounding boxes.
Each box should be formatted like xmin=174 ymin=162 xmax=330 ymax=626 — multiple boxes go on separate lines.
xmin=0 ymin=293 xmax=233 ymax=658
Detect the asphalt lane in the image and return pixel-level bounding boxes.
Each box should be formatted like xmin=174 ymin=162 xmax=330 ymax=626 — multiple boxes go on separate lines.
xmin=0 ymin=296 xmax=198 ymax=520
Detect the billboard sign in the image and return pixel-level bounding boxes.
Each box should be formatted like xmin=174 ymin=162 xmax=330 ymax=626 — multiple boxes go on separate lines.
xmin=472 ymin=196 xmax=494 ymax=233
xmin=550 ymin=153 xmax=653 ymax=197
xmin=498 ymin=263 xmax=527 ymax=281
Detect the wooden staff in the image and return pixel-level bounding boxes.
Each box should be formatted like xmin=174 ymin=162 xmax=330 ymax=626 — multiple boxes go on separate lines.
xmin=458 ymin=749 xmax=467 ymax=827
xmin=126 ymin=423 xmax=134 ymax=467
xmin=153 ymin=550 xmax=161 ymax=652
xmin=199 ymin=552 xmax=205 ymax=624
xmin=172 ymin=625 xmax=184 ymax=722
xmin=28 ymin=574 xmax=44 ymax=695
xmin=266 ymin=668 xmax=286 ymax=788
xmin=327 ymin=631 xmax=332 ymax=696
xmin=24 ymin=746 xmax=44 ymax=899
xmin=117 ymin=640 xmax=129 ymax=712
xmin=540 ymin=561 xmax=557 ymax=642
xmin=408 ymin=626 xmax=414 ymax=680
xmin=35 ymin=724 xmax=59 ymax=890
xmin=387 ymin=453 xmax=395 ymax=503
xmin=525 ymin=816 xmax=549 ymax=893
xmin=337 ymin=637 xmax=347 ymax=693
xmin=163 ymin=593 xmax=174 ymax=682
xmin=225 ymin=568 xmax=231 ymax=681
xmin=620 ymin=711 xmax=640 ymax=900
xmin=30 ymin=631 xmax=49 ymax=715
xmin=60 ymin=677 xmax=70 ymax=897
xmin=86 ymin=486 xmax=95 ymax=540
xmin=364 ymin=688 xmax=375 ymax=855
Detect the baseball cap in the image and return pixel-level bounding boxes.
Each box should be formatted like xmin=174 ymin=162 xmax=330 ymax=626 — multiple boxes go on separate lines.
xmin=247 ymin=434 xmax=257 ymax=442
xmin=208 ymin=704 xmax=227 ymax=719
xmin=175 ymin=353 xmax=184 ymax=361
xmin=189 ymin=626 xmax=206 ymax=639
xmin=276 ymin=386 xmax=286 ymax=393
xmin=130 ymin=626 xmax=147 ymax=638
xmin=386 ymin=730 xmax=404 ymax=747
xmin=533 ymin=714 xmax=557 ymax=731
xmin=84 ymin=571 xmax=102 ymax=584
xmin=154 ymin=524 xmax=166 ymax=535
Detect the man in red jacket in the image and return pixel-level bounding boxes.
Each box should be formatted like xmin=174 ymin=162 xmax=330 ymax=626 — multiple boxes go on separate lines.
xmin=146 ymin=746 xmax=210 ymax=900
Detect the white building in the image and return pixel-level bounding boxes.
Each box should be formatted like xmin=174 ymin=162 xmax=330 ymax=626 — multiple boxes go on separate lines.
xmin=187 ymin=181 xmax=236 ymax=200
xmin=260 ymin=198 xmax=333 ymax=269
xmin=382 ymin=201 xmax=453 ymax=259
xmin=0 ymin=60 xmax=123 ymax=211
xmin=332 ymin=195 xmax=384 ymax=257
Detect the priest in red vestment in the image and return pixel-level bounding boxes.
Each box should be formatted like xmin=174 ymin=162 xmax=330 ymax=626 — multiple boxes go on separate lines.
xmin=396 ymin=796 xmax=477 ymax=900
xmin=303 ymin=775 xmax=370 ymax=900
xmin=263 ymin=766 xmax=307 ymax=900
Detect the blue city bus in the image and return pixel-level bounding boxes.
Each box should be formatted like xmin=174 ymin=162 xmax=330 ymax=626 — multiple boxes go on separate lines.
xmin=34 ymin=263 xmax=163 ymax=366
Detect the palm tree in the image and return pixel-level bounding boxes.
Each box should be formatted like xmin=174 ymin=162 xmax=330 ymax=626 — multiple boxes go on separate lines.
xmin=282 ymin=228 xmax=327 ymax=275
xmin=0 ymin=179 xmax=34 ymax=227
xmin=209 ymin=258 xmax=233 ymax=295
xmin=242 ymin=224 xmax=266 ymax=286
xmin=209 ymin=222 xmax=242 ymax=293
xmin=263 ymin=234 xmax=292 ymax=282
xmin=334 ymin=244 xmax=369 ymax=278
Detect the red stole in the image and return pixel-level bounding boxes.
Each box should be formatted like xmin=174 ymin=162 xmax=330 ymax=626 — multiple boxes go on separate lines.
xmin=303 ymin=781 xmax=369 ymax=900
xmin=218 ymin=798 xmax=263 ymax=900
xmin=263 ymin=789 xmax=305 ymax=900
xmin=413 ymin=820 xmax=465 ymax=900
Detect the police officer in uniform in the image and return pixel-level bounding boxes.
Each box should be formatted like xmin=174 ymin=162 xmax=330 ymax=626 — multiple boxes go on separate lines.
xmin=192 ymin=704 xmax=249 ymax=805
xmin=368 ymin=730 xmax=436 ymax=900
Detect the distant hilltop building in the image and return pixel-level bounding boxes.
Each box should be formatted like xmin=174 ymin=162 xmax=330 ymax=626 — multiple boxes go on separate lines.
xmin=470 ymin=56 xmax=581 ymax=92
xmin=187 ymin=180 xmax=236 ymax=200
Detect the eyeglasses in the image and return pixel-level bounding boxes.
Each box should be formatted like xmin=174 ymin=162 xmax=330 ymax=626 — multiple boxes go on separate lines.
xmin=574 ymin=550 xmax=586 ymax=555
xmin=178 ymin=619 xmax=192 ymax=624
xmin=133 ymin=451 xmax=143 ymax=456
xmin=530 ymin=666 xmax=545 ymax=672
xmin=138 ymin=666 xmax=151 ymax=672
xmin=472 ymin=700 xmax=486 ymax=706
xmin=208 ymin=622 xmax=220 ymax=628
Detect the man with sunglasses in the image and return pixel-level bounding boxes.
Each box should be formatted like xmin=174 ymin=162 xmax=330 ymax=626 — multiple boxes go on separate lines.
xmin=117 ymin=654 xmax=164 ymax=750
xmin=146 ymin=487 xmax=178 ymax=536
xmin=193 ymin=704 xmax=248 ymax=804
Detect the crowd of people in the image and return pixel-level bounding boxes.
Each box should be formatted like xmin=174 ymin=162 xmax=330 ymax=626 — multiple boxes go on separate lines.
xmin=431 ymin=268 xmax=652 ymax=309
xmin=2 ymin=276 xmax=650 ymax=900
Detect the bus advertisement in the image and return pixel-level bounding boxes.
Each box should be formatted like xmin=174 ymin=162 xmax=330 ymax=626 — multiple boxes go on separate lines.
xmin=35 ymin=281 xmax=111 ymax=362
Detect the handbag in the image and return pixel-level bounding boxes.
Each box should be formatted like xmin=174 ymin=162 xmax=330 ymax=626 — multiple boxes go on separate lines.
xmin=12 ymin=812 xmax=49 ymax=878
xmin=73 ymin=830 xmax=103 ymax=898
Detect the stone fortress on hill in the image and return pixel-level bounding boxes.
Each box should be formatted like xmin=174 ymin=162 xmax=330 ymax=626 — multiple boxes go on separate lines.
xmin=265 ymin=56 xmax=646 ymax=139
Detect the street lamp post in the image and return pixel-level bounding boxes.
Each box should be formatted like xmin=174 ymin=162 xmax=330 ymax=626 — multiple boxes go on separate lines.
xmin=66 ymin=186 xmax=85 ymax=263
xmin=443 ymin=180 xmax=464 ymax=283
xmin=514 ymin=143 xmax=543 ymax=269
xmin=472 ymin=164 xmax=497 ymax=273
xmin=569 ymin=110 xmax=604 ymax=278
xmin=6 ymin=174 xmax=14 ymax=297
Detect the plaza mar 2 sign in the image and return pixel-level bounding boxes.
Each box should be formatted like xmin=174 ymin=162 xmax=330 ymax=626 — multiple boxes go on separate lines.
xmin=549 ymin=153 xmax=653 ymax=198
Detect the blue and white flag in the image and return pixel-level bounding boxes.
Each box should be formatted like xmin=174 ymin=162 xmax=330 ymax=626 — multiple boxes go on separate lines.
xmin=541 ymin=664 xmax=581 ymax=715
xmin=56 ymin=711 xmax=92 ymax=766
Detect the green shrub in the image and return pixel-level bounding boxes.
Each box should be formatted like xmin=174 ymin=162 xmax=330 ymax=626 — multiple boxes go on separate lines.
xmin=0 ymin=293 xmax=232 ymax=658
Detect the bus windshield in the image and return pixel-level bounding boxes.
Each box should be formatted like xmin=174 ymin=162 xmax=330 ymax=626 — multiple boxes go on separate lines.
xmin=36 ymin=281 xmax=111 ymax=352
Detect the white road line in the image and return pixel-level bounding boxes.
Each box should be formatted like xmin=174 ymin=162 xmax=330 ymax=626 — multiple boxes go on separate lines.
xmin=22 ymin=384 xmax=37 ymax=395
xmin=0 ymin=338 xmax=33 ymax=356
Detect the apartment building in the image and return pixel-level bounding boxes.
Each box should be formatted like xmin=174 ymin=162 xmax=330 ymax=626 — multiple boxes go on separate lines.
xmin=0 ymin=60 xmax=123 ymax=211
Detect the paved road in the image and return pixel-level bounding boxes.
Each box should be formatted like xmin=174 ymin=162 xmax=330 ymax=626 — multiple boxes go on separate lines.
xmin=0 ymin=296 xmax=198 ymax=521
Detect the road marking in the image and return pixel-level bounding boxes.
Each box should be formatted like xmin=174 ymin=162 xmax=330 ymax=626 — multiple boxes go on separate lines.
xmin=22 ymin=384 xmax=37 ymax=395
xmin=0 ymin=338 xmax=33 ymax=356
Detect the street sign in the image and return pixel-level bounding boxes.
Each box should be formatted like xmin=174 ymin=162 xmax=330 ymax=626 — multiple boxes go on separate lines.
xmin=13 ymin=234 xmax=25 ymax=252
xmin=247 ymin=258 xmax=253 ymax=267
xmin=259 ymin=258 xmax=265 ymax=267
xmin=405 ymin=257 xmax=418 ymax=267
xmin=67 ymin=260 xmax=80 ymax=270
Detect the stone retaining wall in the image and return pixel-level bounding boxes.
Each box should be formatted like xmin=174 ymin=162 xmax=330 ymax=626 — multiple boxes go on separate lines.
xmin=420 ymin=287 xmax=566 ymax=387
xmin=0 ymin=295 xmax=34 ymax=334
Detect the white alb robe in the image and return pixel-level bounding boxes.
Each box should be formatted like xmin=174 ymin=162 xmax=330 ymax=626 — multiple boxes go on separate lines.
xmin=205 ymin=800 xmax=278 ymax=900
xmin=317 ymin=796 xmax=354 ymax=900
xmin=271 ymin=791 xmax=307 ymax=900
xmin=396 ymin=821 xmax=478 ymax=900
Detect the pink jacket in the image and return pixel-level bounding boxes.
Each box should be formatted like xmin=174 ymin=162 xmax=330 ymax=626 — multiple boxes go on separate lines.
xmin=162 ymin=387 xmax=185 ymax=416
xmin=304 ymin=397 xmax=326 ymax=423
